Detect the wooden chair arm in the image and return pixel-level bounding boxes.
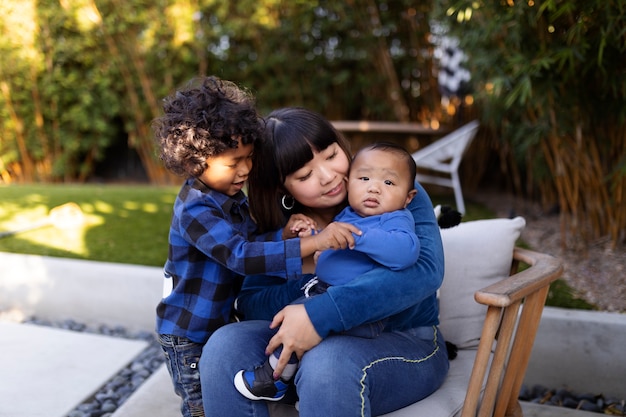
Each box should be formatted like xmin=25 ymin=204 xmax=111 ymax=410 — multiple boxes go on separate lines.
xmin=461 ymin=247 xmax=563 ymax=417
xmin=475 ymin=247 xmax=564 ymax=308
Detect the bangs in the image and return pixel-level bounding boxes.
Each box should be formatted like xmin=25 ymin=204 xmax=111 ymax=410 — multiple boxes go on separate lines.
xmin=270 ymin=109 xmax=340 ymax=181
xmin=274 ymin=136 xmax=314 ymax=181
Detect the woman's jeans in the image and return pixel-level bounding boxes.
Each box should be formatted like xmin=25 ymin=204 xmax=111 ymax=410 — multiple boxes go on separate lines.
xmin=158 ymin=334 xmax=205 ymax=417
xmin=200 ymin=320 xmax=449 ymax=417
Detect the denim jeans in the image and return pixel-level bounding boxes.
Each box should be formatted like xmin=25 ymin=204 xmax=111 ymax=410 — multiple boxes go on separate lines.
xmin=158 ymin=334 xmax=205 ymax=417
xmin=200 ymin=320 xmax=449 ymax=417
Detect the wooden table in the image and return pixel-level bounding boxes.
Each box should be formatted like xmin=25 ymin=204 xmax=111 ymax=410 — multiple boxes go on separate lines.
xmin=330 ymin=120 xmax=448 ymax=152
xmin=331 ymin=120 xmax=445 ymax=136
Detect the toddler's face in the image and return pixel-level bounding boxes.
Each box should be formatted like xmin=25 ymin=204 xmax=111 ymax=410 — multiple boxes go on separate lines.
xmin=198 ymin=140 xmax=254 ymax=196
xmin=347 ymin=148 xmax=416 ymax=217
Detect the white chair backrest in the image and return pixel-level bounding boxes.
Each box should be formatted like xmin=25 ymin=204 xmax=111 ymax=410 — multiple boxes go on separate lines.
xmin=411 ymin=120 xmax=479 ymax=171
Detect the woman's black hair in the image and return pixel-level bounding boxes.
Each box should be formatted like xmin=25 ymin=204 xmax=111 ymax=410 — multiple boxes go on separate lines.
xmin=248 ymin=107 xmax=351 ymax=232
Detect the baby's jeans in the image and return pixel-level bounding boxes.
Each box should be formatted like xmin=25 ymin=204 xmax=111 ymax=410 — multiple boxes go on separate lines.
xmin=158 ymin=334 xmax=205 ymax=417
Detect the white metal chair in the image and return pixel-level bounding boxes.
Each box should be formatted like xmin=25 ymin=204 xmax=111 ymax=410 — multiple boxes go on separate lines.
xmin=412 ymin=120 xmax=479 ymax=214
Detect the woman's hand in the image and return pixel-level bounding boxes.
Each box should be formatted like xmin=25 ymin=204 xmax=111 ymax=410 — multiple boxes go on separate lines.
xmin=265 ymin=304 xmax=322 ymax=378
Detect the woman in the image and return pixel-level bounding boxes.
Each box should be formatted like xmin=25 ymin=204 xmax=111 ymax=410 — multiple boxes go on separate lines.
xmin=199 ymin=107 xmax=449 ymax=417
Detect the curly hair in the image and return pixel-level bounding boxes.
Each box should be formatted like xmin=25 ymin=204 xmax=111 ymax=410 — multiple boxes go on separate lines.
xmin=153 ymin=76 xmax=262 ymax=178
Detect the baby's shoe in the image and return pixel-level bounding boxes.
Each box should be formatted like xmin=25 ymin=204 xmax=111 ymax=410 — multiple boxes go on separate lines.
xmin=234 ymin=360 xmax=290 ymax=401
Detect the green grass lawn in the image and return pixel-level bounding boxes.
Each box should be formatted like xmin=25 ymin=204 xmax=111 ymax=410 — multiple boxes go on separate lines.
xmin=0 ymin=183 xmax=179 ymax=266
xmin=0 ymin=183 xmax=593 ymax=309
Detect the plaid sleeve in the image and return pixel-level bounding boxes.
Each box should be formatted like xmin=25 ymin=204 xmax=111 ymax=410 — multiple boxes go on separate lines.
xmin=172 ymin=196 xmax=302 ymax=279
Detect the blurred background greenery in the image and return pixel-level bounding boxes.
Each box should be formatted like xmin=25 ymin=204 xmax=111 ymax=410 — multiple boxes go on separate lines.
xmin=1 ymin=0 xmax=624 ymax=248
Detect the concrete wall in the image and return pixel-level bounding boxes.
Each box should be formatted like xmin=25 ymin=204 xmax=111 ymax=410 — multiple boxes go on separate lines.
xmin=0 ymin=252 xmax=162 ymax=333
xmin=525 ymin=307 xmax=626 ymax=400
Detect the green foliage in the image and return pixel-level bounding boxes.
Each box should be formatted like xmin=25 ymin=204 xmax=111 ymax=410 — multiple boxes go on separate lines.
xmin=433 ymin=0 xmax=626 ymax=245
xmin=434 ymin=0 xmax=626 ymax=133
xmin=1 ymin=0 xmax=442 ymax=183
xmin=1 ymin=0 xmax=124 ymax=181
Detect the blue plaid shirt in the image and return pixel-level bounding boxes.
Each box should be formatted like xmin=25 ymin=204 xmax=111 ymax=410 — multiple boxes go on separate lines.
xmin=156 ymin=178 xmax=302 ymax=343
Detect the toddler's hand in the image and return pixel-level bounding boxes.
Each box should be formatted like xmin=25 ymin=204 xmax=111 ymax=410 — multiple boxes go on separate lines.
xmin=283 ymin=214 xmax=317 ymax=239
xmin=312 ymin=221 xmax=361 ymax=251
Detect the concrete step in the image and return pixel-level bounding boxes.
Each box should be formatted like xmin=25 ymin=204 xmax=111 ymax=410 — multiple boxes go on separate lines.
xmin=0 ymin=321 xmax=147 ymax=417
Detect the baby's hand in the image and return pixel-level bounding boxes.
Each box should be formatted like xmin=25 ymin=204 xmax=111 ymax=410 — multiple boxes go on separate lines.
xmin=294 ymin=223 xmax=315 ymax=238
xmin=283 ymin=214 xmax=318 ymax=239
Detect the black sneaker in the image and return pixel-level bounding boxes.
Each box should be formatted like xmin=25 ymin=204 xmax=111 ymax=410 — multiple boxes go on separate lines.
xmin=234 ymin=360 xmax=289 ymax=401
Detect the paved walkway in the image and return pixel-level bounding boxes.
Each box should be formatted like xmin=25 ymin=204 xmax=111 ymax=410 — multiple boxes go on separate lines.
xmin=1 ymin=321 xmax=147 ymax=417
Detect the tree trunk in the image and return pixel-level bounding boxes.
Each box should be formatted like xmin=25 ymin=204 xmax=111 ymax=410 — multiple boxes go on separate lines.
xmin=356 ymin=0 xmax=410 ymax=122
xmin=1 ymin=81 xmax=35 ymax=182
xmin=87 ymin=0 xmax=174 ymax=184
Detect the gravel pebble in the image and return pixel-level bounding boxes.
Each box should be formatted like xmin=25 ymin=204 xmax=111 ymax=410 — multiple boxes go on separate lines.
xmin=520 ymin=384 xmax=625 ymax=415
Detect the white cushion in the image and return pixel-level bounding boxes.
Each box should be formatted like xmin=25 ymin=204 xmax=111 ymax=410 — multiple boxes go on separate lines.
xmin=438 ymin=217 xmax=526 ymax=348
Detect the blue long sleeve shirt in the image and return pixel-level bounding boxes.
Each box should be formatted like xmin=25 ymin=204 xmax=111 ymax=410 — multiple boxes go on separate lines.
xmin=156 ymin=178 xmax=302 ymax=343
xmin=305 ymin=182 xmax=444 ymax=337
xmin=316 ymin=206 xmax=420 ymax=286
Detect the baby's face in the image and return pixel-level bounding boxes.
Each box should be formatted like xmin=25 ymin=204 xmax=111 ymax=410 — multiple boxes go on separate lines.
xmin=347 ymin=148 xmax=415 ymax=217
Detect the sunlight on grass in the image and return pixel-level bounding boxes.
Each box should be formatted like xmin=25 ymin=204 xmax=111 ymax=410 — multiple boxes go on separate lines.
xmin=0 ymin=184 xmax=179 ymax=266
xmin=18 ymin=224 xmax=90 ymax=257
xmin=90 ymin=201 xmax=115 ymax=214
xmin=0 ymin=202 xmax=105 ymax=258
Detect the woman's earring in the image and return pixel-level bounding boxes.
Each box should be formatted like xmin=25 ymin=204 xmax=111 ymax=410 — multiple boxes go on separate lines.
xmin=281 ymin=195 xmax=295 ymax=211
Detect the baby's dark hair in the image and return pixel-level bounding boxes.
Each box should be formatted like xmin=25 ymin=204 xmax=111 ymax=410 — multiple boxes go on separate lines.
xmin=153 ymin=76 xmax=262 ymax=177
xmin=353 ymin=142 xmax=417 ymax=189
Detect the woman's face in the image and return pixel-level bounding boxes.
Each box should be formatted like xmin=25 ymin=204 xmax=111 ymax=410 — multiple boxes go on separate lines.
xmin=283 ymin=142 xmax=350 ymax=210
